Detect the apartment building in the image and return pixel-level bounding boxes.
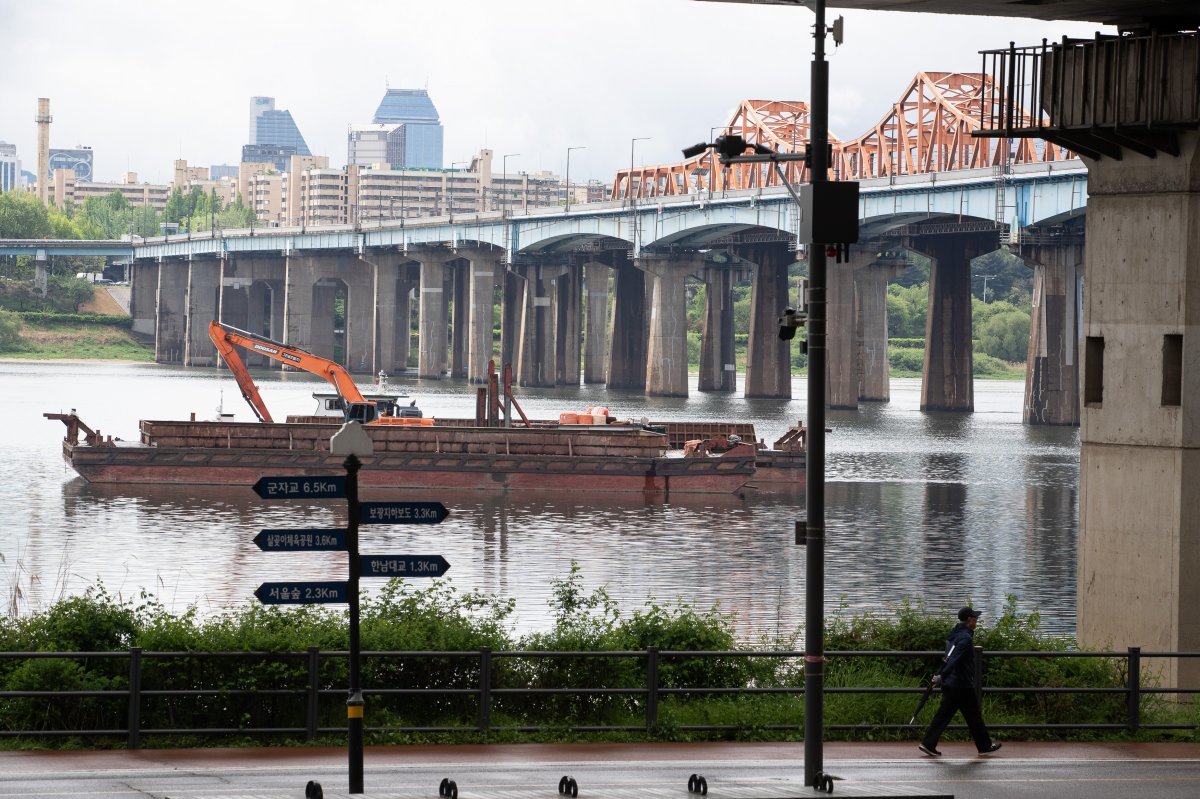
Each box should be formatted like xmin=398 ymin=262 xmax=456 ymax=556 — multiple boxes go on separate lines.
xmin=51 ymin=169 xmax=171 ymax=211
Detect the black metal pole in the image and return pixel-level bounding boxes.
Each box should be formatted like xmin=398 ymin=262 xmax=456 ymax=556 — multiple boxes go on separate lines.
xmin=804 ymin=0 xmax=828 ymax=789
xmin=345 ymin=453 xmax=364 ymax=794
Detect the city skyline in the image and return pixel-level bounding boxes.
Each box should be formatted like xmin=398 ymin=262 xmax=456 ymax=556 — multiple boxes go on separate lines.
xmin=0 ymin=0 xmax=1107 ymax=187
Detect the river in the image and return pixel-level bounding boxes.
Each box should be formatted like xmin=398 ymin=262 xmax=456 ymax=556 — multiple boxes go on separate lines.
xmin=2 ymin=359 xmax=1080 ymax=641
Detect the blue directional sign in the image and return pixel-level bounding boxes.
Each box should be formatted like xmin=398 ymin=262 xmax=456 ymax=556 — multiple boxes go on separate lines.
xmin=360 ymin=554 xmax=451 ymax=578
xmin=254 ymin=581 xmax=349 ymax=605
xmin=359 ymin=501 xmax=450 ymax=524
xmin=253 ymin=476 xmax=346 ymax=500
xmin=254 ymin=528 xmax=347 ymax=552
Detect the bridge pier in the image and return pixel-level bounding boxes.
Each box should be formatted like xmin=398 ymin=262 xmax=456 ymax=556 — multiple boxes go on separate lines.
xmin=500 ymin=268 xmax=523 ymax=375
xmin=463 ymin=251 xmax=500 ymax=385
xmin=742 ymin=242 xmax=793 ymax=399
xmin=556 ymin=264 xmax=582 ymax=386
xmin=1078 ymin=130 xmax=1200 ymax=688
xmin=1016 ymin=238 xmax=1083 ymax=426
xmin=642 ymin=256 xmax=698 ymax=397
xmin=911 ymin=232 xmax=996 ymax=412
xmin=827 ymin=255 xmax=863 ymax=410
xmin=218 ymin=256 xmax=285 ymax=368
xmin=451 ymin=260 xmax=469 ymax=379
xmin=130 ymin=261 xmax=158 ymax=340
xmin=155 ymin=260 xmax=186 ymax=365
xmin=184 ymin=258 xmax=221 ymax=367
xmin=606 ymin=252 xmax=647 ymax=391
xmin=583 ymin=262 xmax=610 ymax=384
xmin=857 ymin=262 xmax=900 ymax=402
xmin=518 ymin=263 xmax=563 ymax=387
xmin=698 ymin=263 xmax=737 ymax=393
xmin=416 ymin=253 xmax=450 ymax=379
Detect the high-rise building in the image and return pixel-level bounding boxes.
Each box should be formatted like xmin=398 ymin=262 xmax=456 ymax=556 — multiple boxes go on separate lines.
xmin=49 ymin=146 xmax=92 ymax=182
xmin=369 ymin=88 xmax=443 ymax=169
xmin=210 ymin=164 xmax=239 ymax=180
xmin=241 ymin=143 xmax=298 ymax=173
xmin=347 ymin=124 xmax=405 ymax=168
xmin=0 ymin=141 xmax=21 ymax=192
xmin=247 ymin=96 xmax=310 ymax=157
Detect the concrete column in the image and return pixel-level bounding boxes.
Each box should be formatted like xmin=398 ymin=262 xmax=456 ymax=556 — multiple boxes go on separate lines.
xmin=826 ymin=257 xmax=861 ymax=409
xmin=606 ymin=253 xmax=647 ymax=390
xmin=394 ymin=264 xmax=417 ymax=372
xmin=283 ymin=254 xmax=315 ymax=353
xmin=642 ymin=257 xmax=697 ymax=397
xmin=129 ymin=260 xmax=158 ymax=339
xmin=466 ymin=253 xmax=499 ymax=385
xmin=417 ymin=256 xmax=448 ymax=379
xmin=1018 ymin=239 xmax=1084 ymax=426
xmin=184 ymin=258 xmax=221 ymax=366
xmin=310 ymin=280 xmax=338 ymax=362
xmin=911 ymin=233 xmax=995 ymax=412
xmin=154 ymin=261 xmax=186 ymax=364
xmin=1077 ymin=131 xmax=1200 ymax=688
xmin=366 ymin=253 xmax=401 ymax=375
xmin=501 ymin=268 xmax=523 ymax=374
xmin=556 ymin=265 xmax=582 ymax=386
xmin=583 ymin=262 xmax=609 ymax=384
xmin=451 ymin=260 xmax=469 ymax=379
xmin=517 ymin=264 xmax=560 ymax=387
xmin=698 ymin=264 xmax=736 ymax=392
xmin=743 ymin=242 xmax=793 ymax=399
xmin=857 ymin=265 xmax=897 ymax=403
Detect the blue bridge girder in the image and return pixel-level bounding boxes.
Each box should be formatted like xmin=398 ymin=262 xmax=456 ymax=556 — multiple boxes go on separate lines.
xmin=46 ymin=159 xmax=1084 ymax=264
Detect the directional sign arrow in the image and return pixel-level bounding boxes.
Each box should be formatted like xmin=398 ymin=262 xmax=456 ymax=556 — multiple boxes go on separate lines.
xmin=253 ymin=476 xmax=346 ymax=500
xmin=254 ymin=528 xmax=347 ymax=552
xmin=254 ymin=581 xmax=349 ymax=605
xmin=360 ymin=554 xmax=451 ymax=578
xmin=359 ymin=501 xmax=450 ymax=524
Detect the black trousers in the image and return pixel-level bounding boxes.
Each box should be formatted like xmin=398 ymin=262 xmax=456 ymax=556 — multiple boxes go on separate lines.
xmin=920 ymin=683 xmax=993 ymax=752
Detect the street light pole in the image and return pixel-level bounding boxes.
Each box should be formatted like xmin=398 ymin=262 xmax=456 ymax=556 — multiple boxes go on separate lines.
xmin=501 ymin=153 xmax=520 ymax=215
xmin=629 ymin=137 xmax=651 ymax=206
xmin=565 ymin=146 xmax=586 ymax=213
xmin=804 ymin=0 xmax=830 ymax=789
xmin=981 ymin=274 xmax=998 ymax=302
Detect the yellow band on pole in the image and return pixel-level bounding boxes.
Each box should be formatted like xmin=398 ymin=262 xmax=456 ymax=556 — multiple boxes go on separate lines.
xmin=347 ymin=705 xmax=364 ymax=719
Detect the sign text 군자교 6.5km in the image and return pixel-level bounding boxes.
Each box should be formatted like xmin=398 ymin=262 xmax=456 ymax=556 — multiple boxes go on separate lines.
xmin=253 ymin=475 xmax=346 ymax=499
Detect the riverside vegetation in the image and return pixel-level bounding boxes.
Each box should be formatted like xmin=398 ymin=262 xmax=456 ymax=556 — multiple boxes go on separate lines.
xmin=2 ymin=565 xmax=1196 ymax=749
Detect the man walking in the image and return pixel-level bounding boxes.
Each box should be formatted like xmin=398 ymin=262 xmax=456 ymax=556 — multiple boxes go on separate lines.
xmin=918 ymin=606 xmax=1002 ymax=757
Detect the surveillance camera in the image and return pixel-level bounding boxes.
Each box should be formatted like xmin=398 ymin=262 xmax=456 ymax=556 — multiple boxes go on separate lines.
xmin=778 ymin=306 xmax=805 ymax=341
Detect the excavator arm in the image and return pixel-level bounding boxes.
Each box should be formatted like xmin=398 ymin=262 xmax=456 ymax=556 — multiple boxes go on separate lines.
xmin=209 ymin=321 xmax=372 ymax=423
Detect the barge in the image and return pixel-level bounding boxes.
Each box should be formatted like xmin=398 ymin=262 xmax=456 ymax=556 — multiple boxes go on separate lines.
xmin=46 ymin=414 xmax=767 ymax=495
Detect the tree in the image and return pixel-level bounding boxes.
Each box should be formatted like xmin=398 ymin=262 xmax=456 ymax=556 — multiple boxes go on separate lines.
xmin=978 ymin=309 xmax=1031 ymax=362
xmin=0 ymin=191 xmax=51 ymax=238
xmin=886 ymin=283 xmax=928 ymax=338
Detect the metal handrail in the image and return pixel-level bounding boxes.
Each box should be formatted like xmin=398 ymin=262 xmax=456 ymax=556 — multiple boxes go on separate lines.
xmin=1 ymin=646 xmax=1196 ymax=745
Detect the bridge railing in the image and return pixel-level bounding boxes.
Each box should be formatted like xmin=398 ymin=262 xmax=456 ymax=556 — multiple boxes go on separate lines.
xmin=0 ymin=646 xmax=1195 ymax=747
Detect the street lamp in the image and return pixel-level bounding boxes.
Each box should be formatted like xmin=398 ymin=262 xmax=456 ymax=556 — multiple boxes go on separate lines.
xmin=501 ymin=153 xmax=520 ymax=214
xmin=329 ymin=420 xmax=375 ymax=795
xmin=686 ymin=1 xmax=848 ymax=790
xmin=628 ymin=136 xmax=651 ymax=206
xmin=980 ymin=274 xmax=998 ymax=302
xmin=565 ymin=146 xmax=586 ymax=213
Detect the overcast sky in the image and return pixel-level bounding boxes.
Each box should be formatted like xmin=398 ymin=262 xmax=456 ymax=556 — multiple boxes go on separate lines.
xmin=0 ymin=0 xmax=1108 ymax=186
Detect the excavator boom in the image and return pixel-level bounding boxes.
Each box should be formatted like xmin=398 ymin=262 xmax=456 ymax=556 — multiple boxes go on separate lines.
xmin=209 ymin=321 xmax=374 ymax=423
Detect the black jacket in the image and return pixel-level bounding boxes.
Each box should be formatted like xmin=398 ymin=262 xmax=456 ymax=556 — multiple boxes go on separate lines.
xmin=936 ymin=622 xmax=976 ymax=690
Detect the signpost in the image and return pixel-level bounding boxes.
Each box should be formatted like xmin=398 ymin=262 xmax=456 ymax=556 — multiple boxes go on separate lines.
xmin=359 ymin=501 xmax=450 ymax=524
xmin=249 ymin=439 xmax=452 ymax=795
xmin=254 ymin=528 xmax=347 ymax=551
xmin=360 ymin=554 xmax=450 ymax=578
xmin=253 ymin=475 xmax=346 ymax=499
xmin=254 ymin=581 xmax=349 ymax=604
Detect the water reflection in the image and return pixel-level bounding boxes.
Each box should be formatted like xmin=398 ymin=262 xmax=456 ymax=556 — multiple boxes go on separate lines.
xmin=4 ymin=362 xmax=1081 ymax=640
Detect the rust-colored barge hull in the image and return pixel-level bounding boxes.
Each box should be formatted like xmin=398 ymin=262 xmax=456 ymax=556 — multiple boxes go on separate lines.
xmin=56 ymin=419 xmax=759 ymax=495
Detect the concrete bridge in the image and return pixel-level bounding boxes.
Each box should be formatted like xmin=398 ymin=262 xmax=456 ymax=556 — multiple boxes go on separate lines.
xmin=85 ymin=159 xmax=1084 ymax=425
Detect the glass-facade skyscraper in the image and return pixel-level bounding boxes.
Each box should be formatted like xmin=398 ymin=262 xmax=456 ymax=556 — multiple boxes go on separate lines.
xmin=248 ymin=96 xmax=311 ymax=158
xmin=371 ymin=88 xmax=443 ymax=169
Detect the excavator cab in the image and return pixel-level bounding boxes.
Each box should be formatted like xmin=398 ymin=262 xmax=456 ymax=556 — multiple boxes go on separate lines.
xmin=346 ymin=402 xmax=380 ymax=424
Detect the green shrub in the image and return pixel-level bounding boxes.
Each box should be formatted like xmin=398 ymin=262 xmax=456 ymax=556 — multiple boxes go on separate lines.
xmin=0 ymin=309 xmax=24 ymax=351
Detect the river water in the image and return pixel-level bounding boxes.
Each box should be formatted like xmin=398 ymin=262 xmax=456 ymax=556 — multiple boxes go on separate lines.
xmin=2 ymin=360 xmax=1080 ymax=641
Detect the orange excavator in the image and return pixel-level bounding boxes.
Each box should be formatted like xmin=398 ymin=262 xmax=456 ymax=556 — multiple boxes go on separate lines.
xmin=208 ymin=320 xmax=420 ymax=425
